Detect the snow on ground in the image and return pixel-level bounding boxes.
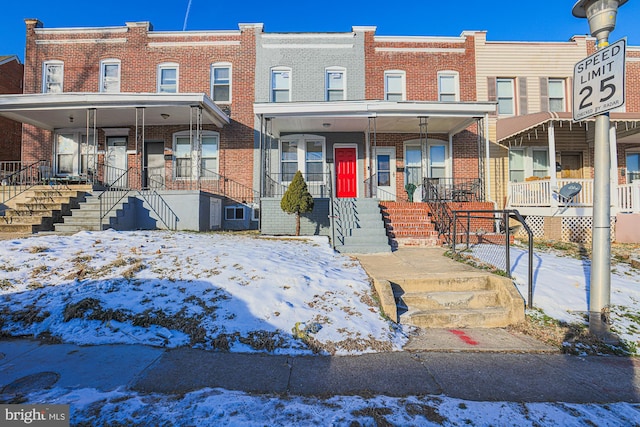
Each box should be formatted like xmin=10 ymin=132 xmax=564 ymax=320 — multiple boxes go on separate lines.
xmin=1 ymin=231 xmax=639 ymax=425
xmin=469 ymin=243 xmax=640 ymax=352
xmin=22 ymin=386 xmax=640 ymax=426
xmin=0 ymin=230 xmax=405 ymax=354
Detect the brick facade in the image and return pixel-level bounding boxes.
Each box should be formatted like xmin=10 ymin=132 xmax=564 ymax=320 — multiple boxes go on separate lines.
xmin=0 ymin=56 xmax=23 ymax=161
xmin=21 ymin=19 xmax=257 ymax=191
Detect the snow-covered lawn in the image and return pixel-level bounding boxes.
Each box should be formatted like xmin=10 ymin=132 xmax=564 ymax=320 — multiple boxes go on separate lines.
xmin=468 ymin=243 xmax=640 ymax=354
xmin=1 ymin=230 xmax=638 ymax=425
xmin=0 ymin=230 xmax=404 ymax=355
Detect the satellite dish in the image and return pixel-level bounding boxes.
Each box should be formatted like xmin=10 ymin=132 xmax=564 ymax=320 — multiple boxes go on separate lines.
xmin=558 ymin=182 xmax=582 ymax=201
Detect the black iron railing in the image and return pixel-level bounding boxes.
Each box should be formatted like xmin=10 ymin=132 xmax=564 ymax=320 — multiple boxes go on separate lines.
xmin=263 ymin=173 xmax=331 ymax=198
xmin=423 ymin=177 xmax=482 ymax=202
xmin=452 ymin=209 xmax=534 ymax=309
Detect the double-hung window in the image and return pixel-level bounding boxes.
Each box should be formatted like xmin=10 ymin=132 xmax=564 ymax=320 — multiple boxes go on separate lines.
xmin=100 ymin=59 xmax=121 ymax=93
xmin=326 ymin=67 xmax=346 ymax=101
xmin=509 ymin=149 xmax=525 ymax=182
xmin=43 ymin=61 xmax=63 ymax=93
xmin=497 ymin=78 xmax=515 ymax=116
xmin=626 ymin=152 xmax=640 ymax=183
xmin=201 ymin=135 xmax=219 ymax=178
xmin=384 ymin=70 xmax=405 ymax=101
xmin=174 ymin=136 xmax=192 ymax=179
xmin=211 ymin=63 xmax=231 ymax=103
xmin=405 ymin=145 xmax=423 ymax=186
xmin=429 ymin=145 xmax=447 ymax=178
xmin=158 ymin=63 xmax=178 ymax=93
xmin=548 ymin=78 xmax=565 ymax=112
xmin=280 ymin=136 xmax=325 ymax=183
xmin=272 ymin=68 xmax=291 ymax=102
xmin=532 ymin=149 xmax=550 ymax=178
xmin=438 ymin=71 xmax=459 ymax=102
xmin=173 ymin=131 xmax=219 ymax=179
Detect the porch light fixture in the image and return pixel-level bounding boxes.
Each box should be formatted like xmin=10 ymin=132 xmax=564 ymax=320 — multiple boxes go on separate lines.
xmin=322 ymin=123 xmax=331 ymax=128
xmin=161 ymin=113 xmax=170 ymax=120
xmin=572 ymin=0 xmax=627 ymax=340
xmin=68 ymin=115 xmax=74 ymax=123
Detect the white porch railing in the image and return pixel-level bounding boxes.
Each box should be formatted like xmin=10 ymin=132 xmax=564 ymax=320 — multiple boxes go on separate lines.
xmin=508 ymin=179 xmax=640 ymax=213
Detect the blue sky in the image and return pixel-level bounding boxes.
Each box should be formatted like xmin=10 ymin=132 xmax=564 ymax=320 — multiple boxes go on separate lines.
xmin=2 ymin=0 xmax=640 ymax=61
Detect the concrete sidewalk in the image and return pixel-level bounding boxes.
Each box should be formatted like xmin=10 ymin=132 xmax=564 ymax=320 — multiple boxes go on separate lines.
xmin=0 ymin=338 xmax=638 ymax=403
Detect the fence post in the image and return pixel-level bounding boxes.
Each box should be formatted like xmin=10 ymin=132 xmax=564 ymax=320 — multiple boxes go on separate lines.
xmin=504 ymin=211 xmax=511 ymax=278
xmin=452 ymin=211 xmax=457 ymax=253
xmin=466 ymin=213 xmax=470 ymax=250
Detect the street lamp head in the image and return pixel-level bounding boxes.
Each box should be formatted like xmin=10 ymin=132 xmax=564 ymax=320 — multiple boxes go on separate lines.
xmin=572 ymin=0 xmax=627 ymax=42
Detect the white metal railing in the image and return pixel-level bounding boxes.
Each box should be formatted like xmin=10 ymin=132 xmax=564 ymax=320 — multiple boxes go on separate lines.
xmin=507 ymin=178 xmax=639 ymax=211
xmin=618 ymin=181 xmax=640 ymax=213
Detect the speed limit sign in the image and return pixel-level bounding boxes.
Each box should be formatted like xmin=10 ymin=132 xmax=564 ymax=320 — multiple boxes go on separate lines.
xmin=573 ymin=38 xmax=626 ymax=122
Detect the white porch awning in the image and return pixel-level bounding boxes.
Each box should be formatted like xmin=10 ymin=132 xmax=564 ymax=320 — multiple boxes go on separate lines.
xmin=254 ymin=100 xmax=496 ymax=135
xmin=0 ymin=93 xmax=230 ymax=130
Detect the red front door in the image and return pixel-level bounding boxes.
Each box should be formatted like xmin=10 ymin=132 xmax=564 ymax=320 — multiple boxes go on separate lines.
xmin=335 ymin=147 xmax=357 ymax=198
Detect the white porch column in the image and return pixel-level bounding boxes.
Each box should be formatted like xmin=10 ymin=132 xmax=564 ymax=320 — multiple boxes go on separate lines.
xmin=609 ymin=123 xmax=619 ymax=213
xmin=548 ymin=121 xmax=558 ymax=209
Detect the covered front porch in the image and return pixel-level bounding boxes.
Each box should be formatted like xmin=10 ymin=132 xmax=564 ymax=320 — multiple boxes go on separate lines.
xmin=255 ymin=100 xmax=496 ymax=203
xmin=0 ymin=93 xmax=259 ymax=232
xmin=254 ymin=100 xmax=496 ymax=244
xmin=498 ymin=111 xmax=640 ymax=243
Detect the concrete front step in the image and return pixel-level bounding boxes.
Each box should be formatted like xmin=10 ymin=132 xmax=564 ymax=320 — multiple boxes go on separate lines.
xmin=400 ymin=307 xmax=513 ymax=329
xmin=334 ymin=243 xmax=391 ymax=254
xmin=391 ymin=275 xmax=495 ymax=293
xmin=400 ymin=290 xmax=501 ymax=310
xmin=390 ymin=274 xmax=524 ymax=328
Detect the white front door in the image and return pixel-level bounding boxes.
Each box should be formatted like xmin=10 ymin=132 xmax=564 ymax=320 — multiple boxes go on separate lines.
xmin=375 ymin=147 xmax=396 ymax=200
xmin=106 ymin=137 xmax=128 ymax=186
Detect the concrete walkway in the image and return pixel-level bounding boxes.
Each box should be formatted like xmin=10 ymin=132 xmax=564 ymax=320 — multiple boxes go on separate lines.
xmin=0 ymin=338 xmax=638 ymax=403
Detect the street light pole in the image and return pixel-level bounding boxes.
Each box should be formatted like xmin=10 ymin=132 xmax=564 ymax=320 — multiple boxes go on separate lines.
xmin=572 ymin=0 xmax=627 ymax=338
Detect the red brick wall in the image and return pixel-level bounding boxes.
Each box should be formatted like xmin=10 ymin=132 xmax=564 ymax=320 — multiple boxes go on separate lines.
xmin=0 ymin=57 xmax=23 ymax=161
xmin=365 ymin=33 xmax=477 ymax=101
xmin=22 ymin=20 xmax=257 ymax=189
xmin=362 ymin=30 xmax=481 ymax=192
xmin=626 ymin=49 xmax=640 ymax=112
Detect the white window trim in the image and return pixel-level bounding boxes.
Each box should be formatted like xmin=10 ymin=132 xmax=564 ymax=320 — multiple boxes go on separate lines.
xmin=509 ymin=147 xmax=551 ymax=182
xmin=172 ymin=130 xmax=219 ymax=180
xmin=211 ymin=62 xmax=232 ymax=103
xmin=497 ymin=77 xmax=515 ymax=117
xmin=279 ymin=134 xmax=326 ymax=183
xmin=225 ymin=205 xmax=245 ymax=221
xmin=437 ymin=70 xmax=460 ymax=102
xmin=384 ymin=70 xmax=406 ymax=101
xmin=157 ymin=62 xmax=179 ymax=94
xmin=325 ymin=66 xmax=346 ymax=101
xmin=625 ymin=148 xmax=640 ymax=183
xmin=548 ymin=78 xmax=566 ymax=113
xmin=271 ymin=67 xmax=292 ymax=102
xmin=43 ymin=60 xmax=64 ymax=94
xmin=100 ymin=59 xmax=121 ymax=93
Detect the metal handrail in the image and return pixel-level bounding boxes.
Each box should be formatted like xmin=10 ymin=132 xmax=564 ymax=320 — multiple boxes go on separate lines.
xmin=452 ymin=209 xmax=534 ymax=309
xmin=423 ymin=178 xmax=455 ymax=244
xmin=1 ymin=160 xmax=52 ymax=217
xmin=264 ymin=173 xmax=331 ymax=198
xmin=363 ymin=176 xmax=396 ymax=201
xmin=98 ymin=166 xmax=133 ymax=228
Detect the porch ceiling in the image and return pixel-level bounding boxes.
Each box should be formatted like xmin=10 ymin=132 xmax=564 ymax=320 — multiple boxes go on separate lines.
xmin=0 ymin=93 xmax=230 ymax=130
xmin=254 ymin=100 xmax=496 ymax=135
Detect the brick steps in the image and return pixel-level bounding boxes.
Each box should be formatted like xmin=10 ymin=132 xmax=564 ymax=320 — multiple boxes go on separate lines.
xmin=381 ymin=202 xmax=439 ymax=247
